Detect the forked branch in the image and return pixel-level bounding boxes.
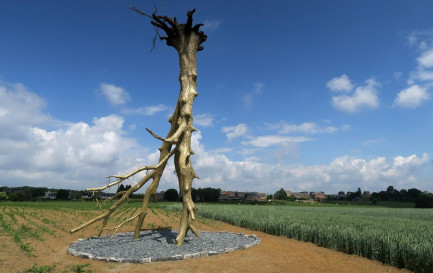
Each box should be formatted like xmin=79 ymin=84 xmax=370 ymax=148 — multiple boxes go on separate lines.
xmin=70 ymin=148 xmax=174 ymax=234
xmin=146 ymin=123 xmax=186 ymax=144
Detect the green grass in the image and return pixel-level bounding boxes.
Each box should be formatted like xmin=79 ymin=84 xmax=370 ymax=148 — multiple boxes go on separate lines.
xmin=0 ymin=213 xmax=35 ymax=256
xmin=20 ymin=264 xmax=55 ymax=273
xmin=262 ymin=199 xmax=415 ymax=208
xmin=169 ymin=203 xmax=433 ymax=273
xmin=20 ymin=263 xmax=92 ymax=273
xmin=65 ymin=263 xmax=92 ymax=273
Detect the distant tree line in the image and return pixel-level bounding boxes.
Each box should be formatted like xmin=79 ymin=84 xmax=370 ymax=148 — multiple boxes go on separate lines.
xmin=192 ymin=187 xmax=221 ymax=202
xmin=0 ymin=186 xmax=222 ymax=203
xmin=269 ymin=185 xmax=433 ymax=208
xmin=329 ymin=185 xmax=433 ymax=208
xmin=162 ymin=187 xmax=221 ymax=203
xmin=370 ymin=186 xmax=433 ymax=208
xmin=0 ymin=186 xmax=83 ymax=201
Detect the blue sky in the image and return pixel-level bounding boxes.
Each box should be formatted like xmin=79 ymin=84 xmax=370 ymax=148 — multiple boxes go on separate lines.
xmin=1 ymin=0 xmax=432 ymax=194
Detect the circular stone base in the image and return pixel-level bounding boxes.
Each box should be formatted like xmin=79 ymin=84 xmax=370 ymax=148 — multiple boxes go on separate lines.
xmin=68 ymin=229 xmax=260 ymax=263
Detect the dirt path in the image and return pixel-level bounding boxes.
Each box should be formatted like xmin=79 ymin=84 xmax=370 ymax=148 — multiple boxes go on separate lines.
xmin=0 ymin=206 xmax=410 ymax=273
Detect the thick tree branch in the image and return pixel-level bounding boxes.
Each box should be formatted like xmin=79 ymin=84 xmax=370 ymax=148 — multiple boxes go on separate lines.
xmin=186 ymin=9 xmax=196 ymax=29
xmin=146 ymin=123 xmax=186 ymax=144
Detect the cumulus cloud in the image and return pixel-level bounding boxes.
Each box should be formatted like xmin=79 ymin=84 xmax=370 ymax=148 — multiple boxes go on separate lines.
xmin=0 ymin=81 xmax=147 ymax=190
xmin=194 ymin=113 xmax=214 ymax=127
xmin=0 ymin=82 xmax=51 ymax=139
xmin=222 ymin=123 xmax=248 ymax=141
xmin=188 ymin=131 xmax=430 ymax=193
xmin=1 ymin=81 xmax=431 ymax=195
xmin=394 ymin=85 xmax=430 ymax=108
xmin=397 ymin=32 xmax=433 ymax=109
xmin=329 ymin=78 xmax=380 ymax=113
xmin=98 ymin=83 xmax=130 ymax=106
xmin=326 ymin=74 xmax=354 ymax=92
xmin=122 ymin=104 xmax=169 ymax=115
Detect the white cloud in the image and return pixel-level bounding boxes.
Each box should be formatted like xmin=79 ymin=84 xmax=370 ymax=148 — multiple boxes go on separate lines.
xmin=407 ymin=30 xmax=433 ymax=49
xmin=1 ymin=81 xmax=431 ymax=195
xmin=410 ymin=70 xmax=433 ymax=83
xmin=273 ymin=142 xmax=300 ymax=162
xmin=277 ymin=122 xmax=338 ymax=135
xmin=0 ymin=81 xmax=147 ymax=190
xmin=202 ymin=19 xmax=221 ymax=31
xmin=188 ymin=131 xmax=431 ymax=193
xmin=362 ymin=138 xmax=385 ymax=147
xmin=122 ymin=104 xmax=169 ymax=115
xmin=406 ymin=32 xmax=433 ymax=86
xmin=394 ymin=85 xmax=430 ymax=108
xmin=418 ymin=49 xmax=433 ymax=68
xmin=242 ymin=135 xmax=312 ymax=148
xmin=98 ymin=83 xmax=130 ymax=106
xmin=0 ymin=82 xmax=51 ymax=140
xmin=326 ymin=74 xmax=354 ymax=92
xmin=194 ymin=113 xmax=214 ymax=127
xmin=243 ymin=82 xmax=264 ymax=108
xmin=222 ymin=123 xmax=248 ymax=141
xmin=330 ymin=78 xmax=380 ymax=113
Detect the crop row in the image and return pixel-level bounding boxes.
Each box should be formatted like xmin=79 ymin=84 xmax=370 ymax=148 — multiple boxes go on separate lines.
xmin=193 ymin=204 xmax=433 ymax=273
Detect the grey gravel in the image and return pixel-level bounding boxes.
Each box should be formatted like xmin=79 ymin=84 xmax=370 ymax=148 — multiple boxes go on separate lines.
xmin=68 ymin=229 xmax=260 ymax=263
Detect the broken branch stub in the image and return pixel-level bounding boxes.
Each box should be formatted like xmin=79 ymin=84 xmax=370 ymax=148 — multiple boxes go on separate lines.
xmin=70 ymin=8 xmax=206 ymax=246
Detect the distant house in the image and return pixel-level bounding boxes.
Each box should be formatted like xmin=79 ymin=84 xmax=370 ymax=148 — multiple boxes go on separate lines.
xmin=291 ymin=191 xmax=310 ymax=200
xmin=236 ymin=192 xmax=247 ymax=199
xmin=220 ymin=191 xmax=242 ymax=201
xmin=82 ymin=192 xmax=93 ymax=199
xmin=44 ymin=191 xmax=56 ymax=199
xmin=220 ymin=191 xmax=266 ymax=202
xmin=155 ymin=191 xmax=165 ymax=201
xmin=338 ymin=191 xmax=346 ymax=198
xmin=245 ymin=192 xmax=267 ymax=202
xmin=310 ymin=191 xmax=326 ymax=201
xmin=100 ymin=192 xmax=116 ymax=200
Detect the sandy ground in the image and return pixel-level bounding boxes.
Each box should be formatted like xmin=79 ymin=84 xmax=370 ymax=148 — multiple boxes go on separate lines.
xmin=0 ymin=205 xmax=410 ymax=273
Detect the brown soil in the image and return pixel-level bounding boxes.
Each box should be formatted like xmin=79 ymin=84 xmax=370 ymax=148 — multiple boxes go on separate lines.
xmin=0 ymin=206 xmax=410 ymax=273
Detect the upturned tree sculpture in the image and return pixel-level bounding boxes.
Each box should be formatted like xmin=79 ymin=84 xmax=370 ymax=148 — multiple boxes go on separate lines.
xmin=70 ymin=7 xmax=207 ymax=246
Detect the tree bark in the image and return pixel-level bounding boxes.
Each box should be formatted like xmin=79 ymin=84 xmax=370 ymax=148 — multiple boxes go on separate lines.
xmin=132 ymin=8 xmax=207 ymax=245
xmin=70 ymin=8 xmax=206 ymax=246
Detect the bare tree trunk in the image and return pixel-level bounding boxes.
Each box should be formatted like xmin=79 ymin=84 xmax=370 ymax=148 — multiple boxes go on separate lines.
xmin=70 ymin=8 xmax=207 ymax=246
xmin=174 ymin=49 xmax=201 ymax=244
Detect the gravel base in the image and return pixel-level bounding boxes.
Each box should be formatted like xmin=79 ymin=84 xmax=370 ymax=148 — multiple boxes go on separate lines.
xmin=68 ymin=229 xmax=260 ymax=263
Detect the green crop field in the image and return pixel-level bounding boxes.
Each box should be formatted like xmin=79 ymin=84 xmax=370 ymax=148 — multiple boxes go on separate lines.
xmin=2 ymin=200 xmax=432 ymax=272
xmin=181 ymin=203 xmax=433 ymax=273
